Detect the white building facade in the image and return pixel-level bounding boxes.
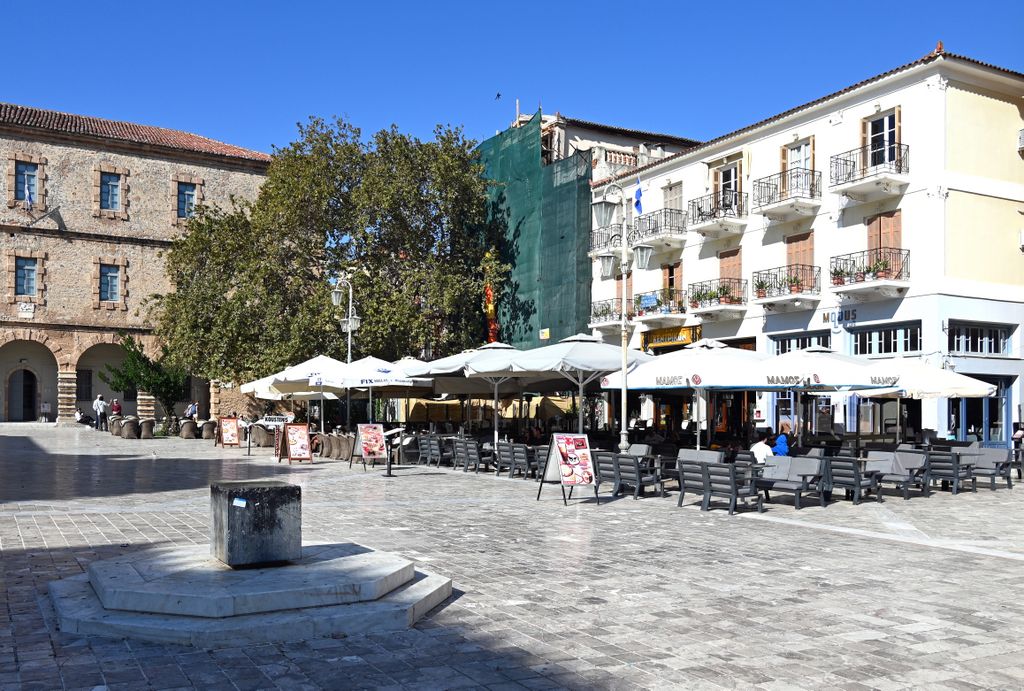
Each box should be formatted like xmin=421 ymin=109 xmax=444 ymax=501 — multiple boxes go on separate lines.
xmin=589 ymin=49 xmax=1024 ymax=446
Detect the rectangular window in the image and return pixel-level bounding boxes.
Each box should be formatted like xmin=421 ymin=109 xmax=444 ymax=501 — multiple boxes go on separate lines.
xmin=99 ymin=264 xmax=119 ymax=302
xmin=852 ymin=322 xmax=922 ymax=356
xmin=14 ymin=257 xmax=37 ymax=296
xmin=869 ymin=113 xmax=897 ymax=167
xmin=177 ymin=182 xmax=196 ymax=218
xmin=948 ymin=322 xmax=1011 ymax=356
xmin=76 ymin=369 xmax=92 ymax=401
xmin=100 ymin=172 xmax=121 ymax=210
xmin=122 ymin=386 xmax=137 ymax=402
xmin=663 ymin=183 xmax=683 ymax=211
xmin=772 ymin=332 xmax=831 ymax=355
xmin=787 ymin=142 xmax=811 ymax=171
xmin=14 ymin=161 xmax=37 ymax=202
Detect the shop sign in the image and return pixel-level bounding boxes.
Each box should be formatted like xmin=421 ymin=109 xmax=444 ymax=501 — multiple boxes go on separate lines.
xmin=823 ymin=308 xmax=857 ymax=333
xmin=17 ymin=302 xmax=34 ymax=318
xmin=642 ymin=325 xmax=701 ymax=350
xmin=539 ymin=328 xmax=551 ymax=340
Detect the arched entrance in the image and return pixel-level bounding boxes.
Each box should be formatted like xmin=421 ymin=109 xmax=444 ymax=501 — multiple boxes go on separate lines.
xmin=7 ymin=369 xmax=38 ymax=421
xmin=0 ymin=339 xmax=58 ymax=422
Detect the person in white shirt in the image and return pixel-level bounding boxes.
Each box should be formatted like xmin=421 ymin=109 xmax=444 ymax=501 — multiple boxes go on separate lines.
xmin=750 ymin=430 xmax=774 ymax=463
xmin=92 ymin=394 xmax=109 ymax=431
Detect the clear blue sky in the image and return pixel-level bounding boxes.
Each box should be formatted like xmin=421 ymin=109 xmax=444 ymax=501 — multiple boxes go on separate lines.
xmin=8 ymin=1 xmax=1022 ymax=153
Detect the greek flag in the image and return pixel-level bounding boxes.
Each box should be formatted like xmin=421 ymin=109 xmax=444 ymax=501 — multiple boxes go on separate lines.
xmin=24 ymin=177 xmax=33 ymax=211
xmin=633 ymin=177 xmax=642 ymax=215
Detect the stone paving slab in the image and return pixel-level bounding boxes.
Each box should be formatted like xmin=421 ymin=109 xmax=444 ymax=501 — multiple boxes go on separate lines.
xmin=3 ymin=425 xmax=1024 ymax=689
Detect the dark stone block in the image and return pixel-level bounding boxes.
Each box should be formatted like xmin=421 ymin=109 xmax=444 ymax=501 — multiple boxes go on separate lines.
xmin=210 ymin=481 xmax=301 ymax=567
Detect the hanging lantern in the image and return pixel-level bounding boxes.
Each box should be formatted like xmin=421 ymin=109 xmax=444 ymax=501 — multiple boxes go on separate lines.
xmin=598 ymin=253 xmax=617 ymax=280
xmin=633 ymin=244 xmax=654 ymax=270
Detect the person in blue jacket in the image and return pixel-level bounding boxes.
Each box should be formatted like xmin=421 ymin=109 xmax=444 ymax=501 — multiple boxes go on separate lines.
xmin=772 ymin=421 xmax=791 ymax=456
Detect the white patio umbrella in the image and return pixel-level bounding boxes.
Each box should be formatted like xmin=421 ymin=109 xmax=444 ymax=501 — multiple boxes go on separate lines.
xmin=859 ymin=358 xmax=995 ymax=399
xmin=269 ymin=355 xmax=351 ymax=394
xmin=466 ymin=333 xmax=654 ymax=446
xmin=319 ymin=356 xmax=431 ymax=422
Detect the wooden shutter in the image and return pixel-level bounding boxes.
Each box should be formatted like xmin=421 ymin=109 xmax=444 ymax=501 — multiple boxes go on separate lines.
xmin=780 ymin=146 xmax=787 ymax=173
xmin=785 ymin=231 xmax=814 ymax=267
xmin=809 ymin=135 xmax=816 ymax=171
xmin=867 ymin=214 xmax=883 ymax=251
xmin=712 ymin=167 xmax=720 ymax=195
xmin=736 ymin=160 xmax=743 ymax=195
xmin=882 ymin=210 xmax=901 ymax=249
xmin=662 ymin=265 xmax=670 ymax=289
xmin=673 ymin=262 xmax=683 ymax=292
xmin=719 ymin=247 xmax=741 ymax=280
xmin=626 ymin=271 xmax=633 ymax=301
xmin=894 ymin=106 xmax=902 ymax=144
xmin=860 ymin=118 xmax=869 ymax=170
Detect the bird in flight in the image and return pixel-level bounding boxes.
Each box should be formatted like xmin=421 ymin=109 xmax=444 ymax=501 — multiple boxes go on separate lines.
xmin=495 ymin=92 xmax=501 ymax=100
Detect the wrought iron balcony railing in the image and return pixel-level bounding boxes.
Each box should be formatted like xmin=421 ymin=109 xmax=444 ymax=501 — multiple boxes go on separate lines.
xmin=752 ymin=168 xmax=822 ymax=207
xmin=830 ymin=142 xmax=910 ymax=186
xmin=689 ymin=190 xmax=748 ymax=224
xmin=752 ymin=264 xmax=820 ymax=299
xmin=632 ymin=289 xmax=686 ymax=317
xmin=627 ymin=208 xmax=687 ymax=245
xmin=590 ymin=298 xmax=626 ymax=324
xmin=829 ymin=248 xmax=910 ymax=284
xmin=589 ymin=226 xmax=618 ymax=253
xmin=687 ymin=278 xmax=747 ymax=309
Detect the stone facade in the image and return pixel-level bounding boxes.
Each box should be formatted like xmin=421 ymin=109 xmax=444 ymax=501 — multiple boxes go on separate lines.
xmin=0 ymin=108 xmax=268 ymax=423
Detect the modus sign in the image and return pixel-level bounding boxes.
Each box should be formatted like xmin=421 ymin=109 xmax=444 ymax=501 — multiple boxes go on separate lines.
xmin=823 ymin=308 xmax=857 ymax=333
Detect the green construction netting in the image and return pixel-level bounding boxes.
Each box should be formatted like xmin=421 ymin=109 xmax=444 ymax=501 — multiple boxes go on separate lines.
xmin=476 ymin=111 xmax=592 ymax=349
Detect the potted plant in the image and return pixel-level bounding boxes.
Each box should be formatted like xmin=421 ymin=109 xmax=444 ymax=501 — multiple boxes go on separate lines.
xmin=830 ymin=266 xmax=845 ymax=286
xmin=787 ymin=274 xmax=803 ymax=294
xmin=873 ymin=258 xmax=891 ymax=279
xmin=754 ymin=278 xmax=769 ymax=299
xmin=689 ymin=288 xmax=703 ymax=309
xmin=716 ymin=283 xmax=731 ymax=305
xmin=854 ymin=263 xmax=866 ymax=283
xmin=660 ymin=288 xmax=673 ymax=313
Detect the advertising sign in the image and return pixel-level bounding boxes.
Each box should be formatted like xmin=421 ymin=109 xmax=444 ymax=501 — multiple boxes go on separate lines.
xmin=219 ymin=417 xmax=240 ymax=447
xmin=284 ymin=423 xmax=312 ymax=463
xmin=357 ymin=424 xmax=387 ymax=459
xmin=544 ymin=433 xmax=595 ymax=486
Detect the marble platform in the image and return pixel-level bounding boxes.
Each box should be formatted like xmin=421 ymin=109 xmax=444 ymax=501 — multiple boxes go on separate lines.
xmin=49 ymin=542 xmax=451 ymax=646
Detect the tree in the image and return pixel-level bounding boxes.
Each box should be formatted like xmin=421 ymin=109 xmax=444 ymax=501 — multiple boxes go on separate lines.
xmin=151 ymin=117 xmax=508 ymax=381
xmin=100 ymin=336 xmax=187 ymax=432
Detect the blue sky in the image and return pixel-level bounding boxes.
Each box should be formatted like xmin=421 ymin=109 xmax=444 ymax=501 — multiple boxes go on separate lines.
xmin=8 ymin=1 xmax=1022 ymax=153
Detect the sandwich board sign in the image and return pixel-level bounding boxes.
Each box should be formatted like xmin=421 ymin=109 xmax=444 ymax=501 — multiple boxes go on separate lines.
xmin=217 ymin=417 xmax=240 ymax=447
xmin=536 ymin=433 xmax=600 ymax=505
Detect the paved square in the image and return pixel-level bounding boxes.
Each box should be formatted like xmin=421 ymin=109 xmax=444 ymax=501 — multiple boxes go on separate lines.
xmin=2 ymin=425 xmax=1024 ymax=690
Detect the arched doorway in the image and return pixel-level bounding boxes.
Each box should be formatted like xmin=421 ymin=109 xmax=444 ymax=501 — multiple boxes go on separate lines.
xmin=0 ymin=339 xmax=58 ymax=422
xmin=6 ymin=369 xmax=38 ymax=421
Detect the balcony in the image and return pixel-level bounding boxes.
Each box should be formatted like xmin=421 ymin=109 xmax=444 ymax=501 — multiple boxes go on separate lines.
xmin=588 ymin=298 xmax=626 ymax=331
xmin=751 ymin=264 xmax=821 ymax=312
xmin=631 ymin=289 xmax=686 ymax=326
xmin=752 ymin=168 xmax=822 ymax=222
xmin=688 ymin=191 xmax=748 ymax=237
xmin=627 ymin=209 xmax=687 ymax=250
xmin=687 ymin=278 xmax=747 ymax=320
xmin=829 ymin=248 xmax=910 ymax=301
xmin=588 ymin=225 xmax=619 ymax=258
xmin=830 ymin=143 xmax=910 ymax=202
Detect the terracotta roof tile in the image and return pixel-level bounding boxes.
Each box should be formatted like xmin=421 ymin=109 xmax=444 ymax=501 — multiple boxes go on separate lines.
xmin=0 ymin=102 xmax=271 ymax=163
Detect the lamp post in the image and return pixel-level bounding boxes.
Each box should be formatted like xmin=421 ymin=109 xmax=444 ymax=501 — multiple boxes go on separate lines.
xmin=331 ymin=277 xmax=361 ymax=428
xmin=595 ymin=182 xmax=633 ymax=453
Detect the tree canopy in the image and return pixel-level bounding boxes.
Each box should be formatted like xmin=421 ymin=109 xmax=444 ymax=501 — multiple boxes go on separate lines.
xmin=100 ymin=336 xmax=187 ymax=429
xmin=151 ymin=118 xmax=507 ymax=382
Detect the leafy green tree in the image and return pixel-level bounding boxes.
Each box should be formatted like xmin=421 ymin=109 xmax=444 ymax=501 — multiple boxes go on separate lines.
xmin=152 ymin=117 xmax=508 ymax=381
xmin=100 ymin=336 xmax=187 ymax=431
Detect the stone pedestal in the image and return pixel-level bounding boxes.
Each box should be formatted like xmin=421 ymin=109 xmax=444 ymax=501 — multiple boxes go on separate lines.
xmin=56 ymin=369 xmax=77 ymax=425
xmin=209 ymin=380 xmax=221 ymax=418
xmin=211 ymin=481 xmax=301 ymax=567
xmin=136 ymin=391 xmax=156 ymax=420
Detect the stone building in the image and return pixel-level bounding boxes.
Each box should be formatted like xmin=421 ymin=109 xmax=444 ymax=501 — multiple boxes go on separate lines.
xmin=0 ymin=103 xmax=268 ymax=423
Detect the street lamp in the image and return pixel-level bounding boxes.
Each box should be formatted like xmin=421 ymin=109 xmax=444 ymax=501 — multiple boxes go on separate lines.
xmin=593 ymin=181 xmax=634 ymax=453
xmin=331 ymin=277 xmax=361 ymax=427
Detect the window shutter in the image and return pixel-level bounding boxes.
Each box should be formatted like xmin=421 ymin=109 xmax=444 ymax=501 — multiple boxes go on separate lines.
xmin=736 ymin=160 xmax=743 ymax=195
xmin=712 ymin=167 xmax=720 ymax=195
xmin=662 ymin=264 xmax=670 ymax=289
xmin=780 ymin=146 xmax=787 ymax=172
xmin=719 ymin=247 xmax=741 ymax=280
xmin=867 ymin=214 xmax=882 ymax=251
xmin=673 ymin=262 xmax=683 ymax=292
xmin=894 ymin=106 xmax=902 ymax=144
xmin=809 ymin=135 xmax=816 ymax=171
xmin=626 ymin=271 xmax=633 ymax=301
xmin=882 ymin=210 xmax=902 ymax=249
xmin=860 ymin=118 xmax=869 ymax=170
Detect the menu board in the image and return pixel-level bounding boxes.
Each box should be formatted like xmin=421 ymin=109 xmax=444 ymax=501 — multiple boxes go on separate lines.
xmin=284 ymin=423 xmax=312 ymax=462
xmin=219 ymin=417 xmax=240 ymax=447
xmin=357 ymin=424 xmax=387 ymax=459
xmin=545 ymin=433 xmax=595 ymax=486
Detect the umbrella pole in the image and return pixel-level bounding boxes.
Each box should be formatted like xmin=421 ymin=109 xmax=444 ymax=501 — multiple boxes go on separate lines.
xmin=493 ymin=380 xmax=500 ymax=450
xmin=369 ymin=387 xmax=373 ymax=423
xmin=696 ymin=389 xmax=702 ymax=451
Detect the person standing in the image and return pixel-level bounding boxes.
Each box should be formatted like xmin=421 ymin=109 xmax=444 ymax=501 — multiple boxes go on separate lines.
xmin=111 ymin=398 xmax=122 ymax=416
xmin=93 ymin=394 xmax=109 ymax=431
